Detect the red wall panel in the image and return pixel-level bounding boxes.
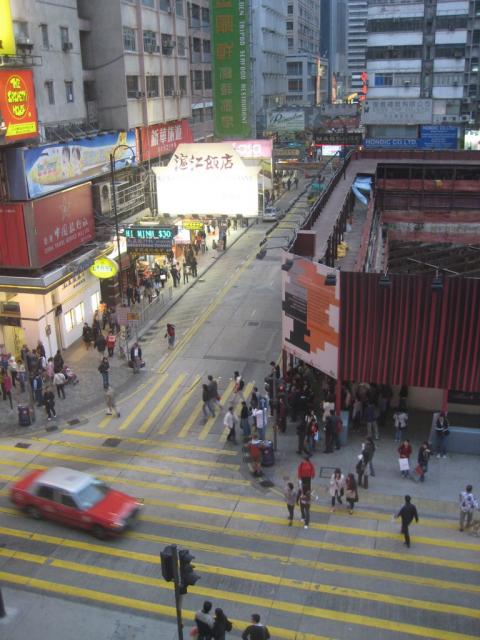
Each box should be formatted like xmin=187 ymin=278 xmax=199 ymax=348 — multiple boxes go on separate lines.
xmin=0 ymin=202 xmax=30 ymax=267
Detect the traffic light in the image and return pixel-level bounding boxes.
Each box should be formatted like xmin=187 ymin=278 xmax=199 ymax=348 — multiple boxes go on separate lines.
xmin=178 ymin=549 xmax=200 ymax=594
xmin=160 ymin=545 xmax=174 ymax=582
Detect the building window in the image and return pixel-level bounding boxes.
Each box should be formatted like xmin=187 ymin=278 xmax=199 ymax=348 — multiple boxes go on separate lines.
xmin=286 ymin=21 xmax=293 ymax=31
xmin=146 ymin=75 xmax=159 ymax=97
xmin=179 ymin=75 xmax=187 ymax=95
xmin=163 ymin=75 xmax=175 ymax=96
xmin=288 ymin=37 xmax=294 ymax=48
xmin=84 ymin=80 xmax=96 ymax=101
xmin=205 ymin=106 xmax=213 ymax=121
xmin=45 ymin=81 xmax=55 ymax=105
xmin=91 ymin=291 xmax=100 ymax=313
xmin=65 ymin=81 xmax=74 ymax=102
xmin=374 ymin=73 xmax=393 ymax=87
xmin=126 ymin=75 xmax=139 ymax=98
xmin=40 ymin=24 xmax=49 ymax=48
xmin=287 ymin=62 xmax=302 ymax=75
xmin=123 ymin=27 xmax=136 ymax=51
xmin=177 ymin=35 xmax=186 ymax=56
xmin=161 ymin=33 xmax=174 ymax=55
xmin=190 ymin=3 xmax=200 ymax=27
xmin=203 ymin=39 xmax=210 ymax=54
xmin=65 ymin=303 xmax=85 ymax=333
xmin=287 ymin=4 xmax=293 ymax=15
xmin=142 ymin=0 xmax=155 ymax=7
xmin=204 ymin=70 xmax=212 ymax=90
xmin=193 ymin=69 xmax=202 ymax=91
xmin=144 ymin=30 xmax=157 ymax=53
xmin=60 ymin=26 xmax=69 ymax=48
xmin=159 ymin=0 xmax=171 ymax=10
xmin=13 ymin=21 xmax=29 ymax=41
xmin=288 ymin=79 xmax=303 ymax=92
xmin=176 ymin=0 xmax=184 ymax=17
xmin=201 ymin=7 xmax=210 ymax=26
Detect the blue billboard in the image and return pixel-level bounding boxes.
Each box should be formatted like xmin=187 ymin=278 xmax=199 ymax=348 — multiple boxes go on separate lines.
xmin=365 ymin=126 xmax=458 ymax=151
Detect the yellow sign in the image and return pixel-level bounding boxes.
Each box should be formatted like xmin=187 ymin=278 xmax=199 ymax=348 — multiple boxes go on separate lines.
xmin=89 ymin=257 xmax=118 ymax=279
xmin=0 ymin=0 xmax=16 ymax=56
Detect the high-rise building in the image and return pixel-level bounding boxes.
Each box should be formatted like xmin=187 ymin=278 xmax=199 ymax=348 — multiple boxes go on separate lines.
xmin=364 ymin=0 xmax=479 ymax=145
xmin=346 ymin=0 xmax=367 ymax=94
xmin=321 ymin=0 xmax=347 ymax=101
xmin=187 ymin=1 xmax=213 ymax=141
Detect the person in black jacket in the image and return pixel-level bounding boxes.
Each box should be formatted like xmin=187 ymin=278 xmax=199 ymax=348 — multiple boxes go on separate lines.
xmin=242 ymin=613 xmax=270 ymax=640
xmin=195 ymin=601 xmax=214 ymax=640
xmin=130 ymin=342 xmax=142 ymax=373
xmin=212 ymin=608 xmax=232 ymax=640
xmin=395 ymin=494 xmax=419 ymax=548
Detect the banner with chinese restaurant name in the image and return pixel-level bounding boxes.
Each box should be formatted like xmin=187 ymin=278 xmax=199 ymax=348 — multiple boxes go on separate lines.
xmin=137 ymin=119 xmax=193 ymax=162
xmin=211 ymin=0 xmax=251 ymax=139
xmin=0 ymin=69 xmax=38 ymax=142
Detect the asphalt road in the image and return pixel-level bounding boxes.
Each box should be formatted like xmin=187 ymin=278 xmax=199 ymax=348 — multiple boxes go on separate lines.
xmin=0 ymin=218 xmax=479 ymax=640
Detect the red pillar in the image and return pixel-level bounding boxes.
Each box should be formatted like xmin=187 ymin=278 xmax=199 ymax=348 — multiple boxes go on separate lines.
xmin=441 ymin=388 xmax=449 ymax=413
xmin=335 ymin=377 xmax=342 ymax=414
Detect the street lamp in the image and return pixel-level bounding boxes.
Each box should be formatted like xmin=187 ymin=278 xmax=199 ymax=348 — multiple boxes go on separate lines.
xmin=109 ymin=144 xmax=136 ymax=305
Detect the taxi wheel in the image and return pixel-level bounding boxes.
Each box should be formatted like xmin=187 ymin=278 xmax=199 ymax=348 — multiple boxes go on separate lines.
xmin=92 ymin=524 xmax=107 ymax=540
xmin=26 ymin=505 xmax=42 ymax=520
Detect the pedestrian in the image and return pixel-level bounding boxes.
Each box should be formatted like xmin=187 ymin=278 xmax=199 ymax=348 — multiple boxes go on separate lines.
xmin=18 ymin=361 xmax=27 ymax=393
xmin=98 ymin=356 xmax=110 ymax=390
xmin=241 ymin=613 xmax=270 ymax=640
xmin=434 ymin=411 xmax=449 ymax=458
xmin=207 ymin=375 xmax=221 ymax=412
xmin=416 ymin=441 xmax=431 ymax=482
xmin=278 ymin=396 xmax=287 ymax=433
xmin=224 ymin=406 xmax=237 ymax=444
xmin=8 ymin=354 xmax=17 ymax=387
xmin=182 ymin=261 xmax=189 ymax=284
xmin=195 ymin=601 xmax=214 ymax=640
xmin=105 ymin=385 xmax=120 ymax=417
xmin=329 ymin=468 xmax=345 ymax=512
xmin=32 ymin=373 xmax=44 ymax=406
xmin=232 ymin=370 xmax=245 ymax=405
xmin=2 ymin=370 xmax=13 ymax=409
xmin=202 ymin=383 xmax=215 ymax=418
xmin=297 ymin=454 xmax=315 ymax=492
xmin=53 ymin=370 xmax=66 ymax=399
xmin=240 ymin=401 xmax=251 ymax=440
xmin=356 ymin=451 xmax=369 ymax=489
xmin=398 ymin=439 xmax=412 ymax=478
xmin=362 ymin=436 xmax=376 ymax=477
xmin=365 ymin=401 xmax=379 ymax=439
xmin=82 ymin=323 xmax=93 ymax=350
xmin=298 ymin=489 xmax=311 ymax=529
xmin=284 ymin=481 xmax=296 ymax=525
xmin=109 ymin=308 xmax=118 ymax=334
xmin=246 ymin=436 xmax=263 ymax=477
xmin=253 ymin=404 xmax=267 ymax=440
xmin=37 ymin=340 xmax=46 ymax=358
xmin=92 ymin=314 xmax=101 ymax=342
xmin=294 ymin=175 xmax=299 ymax=189
xmin=170 ymin=265 xmax=178 ymax=287
xmin=395 ymin=494 xmax=419 ymax=548
xmin=46 ymin=357 xmax=54 ymax=381
xmin=305 ymin=408 xmax=319 ymax=452
xmin=212 ymin=607 xmax=233 ymax=639
xmin=95 ymin=332 xmax=107 ymax=354
xmin=323 ymin=410 xmax=335 ymax=453
xmin=345 ymin=473 xmax=358 ymax=514
xmin=126 ymin=284 xmax=134 ymax=307
xmin=130 ymin=342 xmax=142 ymax=373
xmin=165 ymin=323 xmax=175 ymax=349
xmin=459 ymin=484 xmax=478 ymax=532
xmin=393 ymin=407 xmax=408 ymax=442
xmin=191 ymin=255 xmax=198 ymax=277
xmin=53 ymin=349 xmax=64 ymax=373
xmin=44 ymin=386 xmax=56 ymax=421
xmin=106 ymin=330 xmax=116 ymax=357
xmin=287 ymin=177 xmax=291 ymax=191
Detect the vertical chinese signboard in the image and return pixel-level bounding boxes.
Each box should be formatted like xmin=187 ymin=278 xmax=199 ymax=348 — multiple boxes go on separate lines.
xmin=211 ymin=0 xmax=251 ymax=139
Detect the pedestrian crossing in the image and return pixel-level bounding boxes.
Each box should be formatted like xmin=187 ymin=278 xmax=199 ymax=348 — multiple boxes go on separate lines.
xmin=0 ymin=440 xmax=478 ymax=640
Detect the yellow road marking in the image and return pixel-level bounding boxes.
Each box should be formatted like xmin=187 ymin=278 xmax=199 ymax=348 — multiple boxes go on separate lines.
xmin=118 ymin=373 xmax=168 ymax=431
xmin=28 ymin=436 xmax=239 ymax=471
xmin=0 ymin=571 xmax=334 ymax=640
xmin=98 ymin=414 xmax=111 ymax=429
xmin=177 ymin=400 xmax=203 ymax=438
xmin=137 ymin=373 xmax=187 ymax=433
xmin=87 ymin=382 xmax=148 ymax=420
xmin=0 ymin=566 xmax=477 ymax=640
xmin=198 ymin=380 xmax=235 ymax=440
xmin=158 ymin=374 xmax=201 ymax=435
xmin=0 ymin=521 xmax=478 ymax=598
xmin=0 ymin=445 xmax=250 ymax=486
xmin=63 ymin=426 xmax=236 ymax=455
xmin=219 ymin=382 xmax=254 ymax=443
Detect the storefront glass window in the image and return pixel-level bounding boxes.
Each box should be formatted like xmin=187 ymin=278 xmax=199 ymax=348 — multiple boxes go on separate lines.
xmin=91 ymin=292 xmax=101 ymax=313
xmin=65 ymin=302 xmax=85 ymax=333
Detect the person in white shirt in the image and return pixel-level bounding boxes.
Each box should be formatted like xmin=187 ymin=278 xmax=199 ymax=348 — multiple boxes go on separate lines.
xmin=223 ymin=406 xmax=237 ymax=444
xmin=459 ymin=484 xmax=478 ymax=532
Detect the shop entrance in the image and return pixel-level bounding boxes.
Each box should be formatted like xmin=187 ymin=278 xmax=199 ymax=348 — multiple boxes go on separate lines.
xmin=1 ymin=324 xmax=26 ymax=358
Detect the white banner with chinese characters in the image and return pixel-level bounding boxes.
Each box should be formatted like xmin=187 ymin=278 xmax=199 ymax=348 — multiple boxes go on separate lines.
xmin=153 ymin=143 xmax=259 ymax=217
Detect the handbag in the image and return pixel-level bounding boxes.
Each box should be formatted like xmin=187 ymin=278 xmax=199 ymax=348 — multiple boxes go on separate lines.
xmin=415 ymin=464 xmax=423 ymax=476
xmin=399 ymin=458 xmax=410 ymax=472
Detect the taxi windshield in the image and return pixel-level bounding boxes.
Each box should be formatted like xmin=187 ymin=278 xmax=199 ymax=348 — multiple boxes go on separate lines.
xmin=76 ymin=481 xmax=109 ymax=510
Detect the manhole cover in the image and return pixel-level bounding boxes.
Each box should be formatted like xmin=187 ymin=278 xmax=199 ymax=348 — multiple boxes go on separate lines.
xmin=319 ymin=466 xmax=337 ymax=478
xmin=46 ymin=425 xmax=58 ymax=432
xmin=15 ymin=442 xmax=31 ymax=449
xmin=67 ymin=419 xmax=80 ymax=426
xmin=247 ymin=321 xmax=259 ymax=326
xmin=103 ymin=438 xmax=122 ymax=448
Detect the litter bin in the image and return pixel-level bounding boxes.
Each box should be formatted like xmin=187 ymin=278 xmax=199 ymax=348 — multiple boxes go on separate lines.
xmin=260 ymin=440 xmax=275 ymax=467
xmin=18 ymin=405 xmax=31 ymax=427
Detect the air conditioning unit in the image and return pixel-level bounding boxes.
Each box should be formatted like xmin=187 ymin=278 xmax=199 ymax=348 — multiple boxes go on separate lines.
xmin=92 ymin=182 xmax=112 ymax=215
xmin=460 ymin=115 xmax=470 ymax=121
xmin=454 ymin=50 xmax=463 ymax=58
xmin=404 ymin=80 xmax=410 ymax=87
xmin=62 ymin=41 xmax=73 ymax=51
xmin=147 ymin=91 xmax=157 ymax=98
xmin=15 ymin=36 xmax=34 ymax=52
xmin=135 ymin=91 xmax=145 ymax=98
xmin=448 ymin=25 xmax=455 ymax=31
xmin=453 ymin=81 xmax=459 ymax=87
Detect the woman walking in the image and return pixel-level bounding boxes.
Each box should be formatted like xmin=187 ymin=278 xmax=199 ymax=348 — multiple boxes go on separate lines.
xmin=434 ymin=412 xmax=449 ymax=458
xmin=53 ymin=370 xmax=66 ymax=399
xmin=284 ymin=481 xmax=296 ymax=526
xmin=398 ymin=439 xmax=412 ymax=478
xmin=417 ymin=441 xmax=431 ymax=483
xmin=329 ymin=468 xmax=345 ymax=512
xmin=240 ymin=400 xmax=251 ymax=440
xmin=212 ymin=608 xmax=232 ymax=639
xmin=298 ymin=489 xmax=311 ymax=529
xmin=165 ymin=323 xmax=176 ymax=349
xmin=345 ymin=473 xmax=358 ymax=514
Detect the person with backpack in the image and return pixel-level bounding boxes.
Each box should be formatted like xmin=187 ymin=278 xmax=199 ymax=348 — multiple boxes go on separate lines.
xmin=241 ymin=614 xmax=270 ymax=640
xmin=195 ymin=601 xmax=214 ymax=640
xmin=212 ymin=608 xmax=233 ymax=639
xmin=459 ymin=484 xmax=478 ymax=532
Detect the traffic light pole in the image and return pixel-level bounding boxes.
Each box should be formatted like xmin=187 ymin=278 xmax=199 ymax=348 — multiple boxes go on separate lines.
xmin=171 ymin=544 xmax=184 ymax=640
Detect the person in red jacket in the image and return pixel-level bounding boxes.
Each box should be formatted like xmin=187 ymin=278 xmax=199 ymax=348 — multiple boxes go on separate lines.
xmin=297 ymin=454 xmax=316 ymax=492
xmin=398 ymin=439 xmax=413 ymax=478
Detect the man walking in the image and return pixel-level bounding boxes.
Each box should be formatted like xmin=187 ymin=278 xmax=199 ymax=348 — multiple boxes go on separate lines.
xmin=224 ymin=406 xmax=237 ymax=444
xmin=105 ymin=385 xmax=120 ymax=418
xmin=242 ymin=613 xmax=270 ymax=640
xmin=459 ymin=484 xmax=478 ymax=532
xmin=395 ymin=494 xmax=419 ymax=548
xmin=207 ymin=374 xmax=221 ymax=413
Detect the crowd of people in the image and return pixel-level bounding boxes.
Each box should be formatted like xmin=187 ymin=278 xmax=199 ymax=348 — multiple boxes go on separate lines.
xmin=194 ymin=601 xmax=269 ymax=640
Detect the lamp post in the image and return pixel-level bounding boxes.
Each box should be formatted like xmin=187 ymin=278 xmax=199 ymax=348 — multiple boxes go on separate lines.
xmin=109 ymin=144 xmax=136 ymax=305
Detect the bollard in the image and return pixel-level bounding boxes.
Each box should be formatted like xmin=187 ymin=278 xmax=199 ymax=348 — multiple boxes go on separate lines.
xmin=0 ymin=587 xmax=6 ymax=618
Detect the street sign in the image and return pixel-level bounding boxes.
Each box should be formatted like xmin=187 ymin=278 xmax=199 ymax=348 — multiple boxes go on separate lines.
xmin=125 ymin=227 xmax=175 ymax=252
xmin=314 ymin=132 xmax=362 ymax=145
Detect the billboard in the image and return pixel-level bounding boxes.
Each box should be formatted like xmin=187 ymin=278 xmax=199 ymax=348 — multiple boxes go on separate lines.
xmin=26 ymin=183 xmax=95 ymax=268
xmin=0 ymin=0 xmax=15 ymax=55
xmin=212 ymin=0 xmax=251 ymax=139
xmin=282 ymin=257 xmax=340 ymax=378
xmin=267 ymin=110 xmax=305 ymax=133
xmin=137 ymin=119 xmax=193 ymax=162
xmin=361 ymin=99 xmax=433 ymax=125
xmin=153 ymin=142 xmax=259 ymax=217
xmin=21 ymin=130 xmax=136 ymax=198
xmin=231 ymin=138 xmax=273 ymax=188
xmin=0 ymin=69 xmax=38 ymax=142
xmin=0 ymin=203 xmax=30 ymax=268
xmin=365 ymin=126 xmax=458 ymax=150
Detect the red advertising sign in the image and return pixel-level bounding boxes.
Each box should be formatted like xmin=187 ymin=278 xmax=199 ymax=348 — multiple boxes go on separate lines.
xmin=138 ymin=119 xmax=193 ymax=161
xmin=0 ymin=69 xmax=38 ymax=141
xmin=31 ymin=183 xmax=95 ymax=267
xmin=0 ymin=202 xmax=30 ymax=267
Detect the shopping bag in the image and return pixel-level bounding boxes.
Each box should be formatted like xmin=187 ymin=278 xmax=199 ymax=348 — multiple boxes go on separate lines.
xmin=398 ymin=458 xmax=409 ymax=472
